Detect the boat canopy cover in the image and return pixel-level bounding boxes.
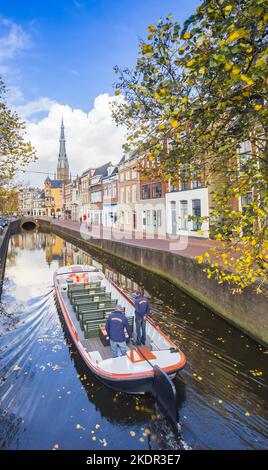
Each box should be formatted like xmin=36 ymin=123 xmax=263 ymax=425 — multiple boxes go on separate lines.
xmin=56 ymin=265 xmax=99 ymax=275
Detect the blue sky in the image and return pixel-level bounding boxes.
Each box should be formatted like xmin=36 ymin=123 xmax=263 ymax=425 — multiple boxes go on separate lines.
xmin=1 ymin=0 xmax=200 ymax=110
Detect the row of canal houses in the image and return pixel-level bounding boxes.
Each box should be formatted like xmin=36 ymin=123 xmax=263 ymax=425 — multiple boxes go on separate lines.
xmin=62 ymin=151 xmax=210 ymax=239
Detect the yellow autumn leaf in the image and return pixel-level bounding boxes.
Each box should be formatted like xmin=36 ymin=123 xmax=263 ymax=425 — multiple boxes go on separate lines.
xmin=171 ymin=120 xmax=179 ymax=128
xmin=186 ymin=59 xmax=196 ymax=67
xmin=13 ymin=365 xmax=21 ymax=371
xmin=183 ymin=33 xmax=191 ymax=39
xmin=224 ymin=62 xmax=233 ymax=71
xmin=254 ymin=104 xmax=262 ymax=110
xmin=226 ymin=28 xmax=248 ymax=44
xmin=231 ymin=66 xmax=241 ymax=76
xmin=225 ymin=5 xmax=233 ymax=11
xmin=181 ymin=97 xmax=188 ymax=103
xmin=240 ymin=74 xmax=254 ymax=86
xmin=114 ymin=90 xmax=121 ymax=96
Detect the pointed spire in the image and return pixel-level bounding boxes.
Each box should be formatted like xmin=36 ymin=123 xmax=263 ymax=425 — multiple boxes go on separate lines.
xmin=57 ymin=118 xmax=69 ymax=181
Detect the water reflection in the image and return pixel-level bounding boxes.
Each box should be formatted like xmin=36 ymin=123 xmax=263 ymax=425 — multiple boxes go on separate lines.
xmin=0 ymin=231 xmax=267 ymax=450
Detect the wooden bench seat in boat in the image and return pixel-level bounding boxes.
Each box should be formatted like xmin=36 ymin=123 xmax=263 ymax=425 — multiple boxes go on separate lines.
xmin=84 ymin=319 xmax=106 ymax=338
xmin=75 ymin=300 xmax=117 ymax=313
xmin=71 ymin=292 xmax=111 ymax=305
xmin=80 ymin=310 xmax=112 ymax=330
xmin=77 ymin=307 xmax=115 ymax=322
xmin=68 ymin=287 xmax=105 ymax=301
xmin=67 ymin=282 xmax=101 ymax=292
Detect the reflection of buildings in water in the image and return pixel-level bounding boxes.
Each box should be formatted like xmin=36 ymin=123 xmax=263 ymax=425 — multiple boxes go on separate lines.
xmin=45 ymin=235 xmax=64 ymax=266
xmin=11 ymin=232 xmax=46 ymax=251
xmin=61 ymin=241 xmax=94 ymax=267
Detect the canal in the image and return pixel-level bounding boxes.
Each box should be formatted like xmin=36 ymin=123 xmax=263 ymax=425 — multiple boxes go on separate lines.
xmin=0 ymin=231 xmax=267 ymax=450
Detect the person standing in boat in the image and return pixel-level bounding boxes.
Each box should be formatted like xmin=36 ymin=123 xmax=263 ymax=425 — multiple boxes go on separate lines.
xmin=105 ymin=305 xmax=132 ymax=358
xmin=134 ymin=290 xmax=150 ymax=346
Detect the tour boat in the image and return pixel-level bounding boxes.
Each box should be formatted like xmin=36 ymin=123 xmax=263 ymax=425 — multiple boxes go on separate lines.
xmin=54 ymin=264 xmax=186 ymax=394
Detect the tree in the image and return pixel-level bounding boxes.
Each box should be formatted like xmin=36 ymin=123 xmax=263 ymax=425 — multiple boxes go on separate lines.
xmin=0 ymin=77 xmax=36 ymax=207
xmin=112 ymin=0 xmax=268 ymax=291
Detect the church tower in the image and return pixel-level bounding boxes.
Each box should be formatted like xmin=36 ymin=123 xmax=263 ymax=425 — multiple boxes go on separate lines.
xmin=57 ymin=118 xmax=70 ymax=182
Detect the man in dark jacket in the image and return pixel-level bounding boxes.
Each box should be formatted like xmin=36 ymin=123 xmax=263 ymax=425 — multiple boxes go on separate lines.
xmin=105 ymin=304 xmax=132 ymax=358
xmin=134 ymin=290 xmax=150 ymax=345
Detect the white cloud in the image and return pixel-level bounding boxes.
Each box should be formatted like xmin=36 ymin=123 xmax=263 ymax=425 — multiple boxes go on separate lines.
xmin=0 ymin=17 xmax=31 ymax=63
xmin=21 ymin=93 xmax=126 ymax=186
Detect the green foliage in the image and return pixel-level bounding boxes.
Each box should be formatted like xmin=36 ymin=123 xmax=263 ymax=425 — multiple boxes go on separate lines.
xmin=113 ymin=0 xmax=268 ymax=291
xmin=0 ymin=77 xmax=36 ymax=191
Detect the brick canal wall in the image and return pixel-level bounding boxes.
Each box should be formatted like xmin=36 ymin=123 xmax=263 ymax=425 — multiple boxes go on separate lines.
xmin=36 ymin=218 xmax=268 ymax=347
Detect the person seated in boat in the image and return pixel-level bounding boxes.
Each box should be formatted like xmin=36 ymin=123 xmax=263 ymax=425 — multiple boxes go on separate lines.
xmin=134 ymin=290 xmax=150 ymax=346
xmin=105 ymin=304 xmax=132 ymax=358
xmin=83 ymin=273 xmax=89 ymax=285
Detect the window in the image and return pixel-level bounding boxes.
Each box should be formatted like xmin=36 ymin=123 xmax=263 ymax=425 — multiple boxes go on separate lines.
xmin=152 ymin=183 xmax=162 ymax=198
xmin=180 ymin=200 xmax=188 ymax=230
xmin=126 ymin=211 xmax=130 ymax=224
xmin=126 ymin=170 xmax=130 ymax=180
xmin=142 ymin=184 xmax=150 ymax=199
xmin=143 ymin=211 xmax=146 ymax=226
xmin=180 ymin=181 xmax=189 ymax=190
xmin=132 ymin=185 xmax=137 ymax=202
xmin=120 ymin=172 xmax=124 ymax=182
xmin=152 ymin=210 xmax=157 ymax=227
xmin=192 ymin=180 xmax=202 ymax=189
xmin=90 ymin=191 xmax=102 ymax=203
xmin=241 ymin=191 xmax=253 ymax=207
xmin=132 ymin=168 xmax=137 ymax=179
xmin=120 ymin=188 xmax=124 ymax=203
xmin=239 ymin=140 xmax=252 ymax=155
xmin=157 ymin=210 xmax=162 ymax=227
xmin=192 ymin=199 xmax=201 ymax=231
xmin=146 ymin=210 xmax=151 ymax=226
xmin=126 ymin=186 xmax=131 ymax=203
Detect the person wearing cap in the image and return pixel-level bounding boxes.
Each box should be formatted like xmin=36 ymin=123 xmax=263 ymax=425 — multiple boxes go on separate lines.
xmin=134 ymin=290 xmax=150 ymax=346
xmin=105 ymin=304 xmax=132 ymax=358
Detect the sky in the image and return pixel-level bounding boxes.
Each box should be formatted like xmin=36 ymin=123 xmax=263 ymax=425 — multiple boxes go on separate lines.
xmin=0 ymin=0 xmax=201 ymax=186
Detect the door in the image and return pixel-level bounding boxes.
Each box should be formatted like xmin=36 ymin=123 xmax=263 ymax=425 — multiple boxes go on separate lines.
xmin=170 ymin=201 xmax=177 ymax=235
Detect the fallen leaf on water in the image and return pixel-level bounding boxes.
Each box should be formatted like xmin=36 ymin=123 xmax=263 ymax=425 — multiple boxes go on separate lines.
xmin=130 ymin=431 xmax=136 ymax=437
xmin=218 ymin=400 xmax=223 ymax=404
xmin=53 ymin=444 xmax=59 ymax=449
xmin=13 ymin=365 xmax=21 ymax=371
xmin=245 ymin=412 xmax=250 ymax=417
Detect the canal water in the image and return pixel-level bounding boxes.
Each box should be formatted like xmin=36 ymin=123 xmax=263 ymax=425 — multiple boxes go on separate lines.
xmin=0 ymin=231 xmax=267 ymax=450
